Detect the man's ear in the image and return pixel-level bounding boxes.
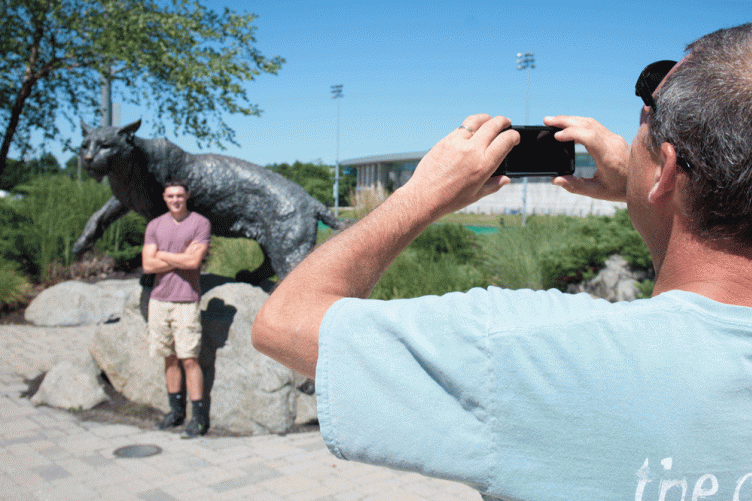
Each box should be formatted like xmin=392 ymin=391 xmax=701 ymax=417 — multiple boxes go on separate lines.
xmin=648 ymin=142 xmax=680 ymax=205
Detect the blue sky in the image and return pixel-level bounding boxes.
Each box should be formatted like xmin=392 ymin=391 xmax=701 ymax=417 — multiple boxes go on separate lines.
xmin=35 ymin=0 xmax=752 ymax=166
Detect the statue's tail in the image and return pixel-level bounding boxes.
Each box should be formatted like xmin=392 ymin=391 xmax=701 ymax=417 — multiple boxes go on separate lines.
xmin=317 ymin=205 xmax=351 ymax=231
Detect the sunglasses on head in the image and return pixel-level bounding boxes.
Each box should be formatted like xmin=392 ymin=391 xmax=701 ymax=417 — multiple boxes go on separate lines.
xmin=635 ymin=60 xmax=677 ymax=112
xmin=634 ymin=59 xmax=692 ymax=171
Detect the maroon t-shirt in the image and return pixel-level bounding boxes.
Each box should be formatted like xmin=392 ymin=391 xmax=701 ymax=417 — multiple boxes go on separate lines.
xmin=144 ymin=211 xmax=211 ymax=302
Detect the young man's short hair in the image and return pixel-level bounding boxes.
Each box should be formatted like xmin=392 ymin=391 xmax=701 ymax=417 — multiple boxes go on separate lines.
xmin=163 ymin=179 xmax=189 ymax=193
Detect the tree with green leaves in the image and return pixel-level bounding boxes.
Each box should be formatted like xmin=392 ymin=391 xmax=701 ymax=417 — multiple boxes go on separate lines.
xmin=0 ymin=0 xmax=284 ymax=177
xmin=0 ymin=153 xmax=61 ymax=190
xmin=266 ymin=161 xmax=357 ymax=207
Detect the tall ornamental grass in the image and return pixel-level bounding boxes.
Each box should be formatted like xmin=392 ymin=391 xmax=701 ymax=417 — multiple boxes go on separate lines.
xmin=1 ymin=175 xmax=146 ymax=281
xmin=371 ymin=223 xmax=489 ymax=299
xmin=0 ymin=259 xmax=31 ymax=310
xmin=14 ymin=176 xmax=109 ymax=278
xmin=370 ymin=248 xmax=489 ymax=299
xmin=483 ymin=210 xmax=653 ymax=292
xmin=483 ymin=218 xmax=574 ymax=291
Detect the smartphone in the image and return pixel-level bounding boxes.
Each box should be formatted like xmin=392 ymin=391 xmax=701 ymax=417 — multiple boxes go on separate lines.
xmin=493 ymin=126 xmax=575 ymax=177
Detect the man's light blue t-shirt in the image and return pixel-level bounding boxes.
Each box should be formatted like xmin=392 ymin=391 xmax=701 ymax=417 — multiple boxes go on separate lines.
xmin=316 ymin=288 xmax=752 ymax=501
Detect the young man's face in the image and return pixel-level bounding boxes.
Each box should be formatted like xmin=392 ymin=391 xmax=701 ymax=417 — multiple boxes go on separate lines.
xmin=163 ymin=186 xmax=189 ymax=217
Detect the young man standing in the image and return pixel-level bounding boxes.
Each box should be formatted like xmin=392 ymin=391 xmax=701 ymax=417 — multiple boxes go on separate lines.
xmin=142 ymin=180 xmax=211 ymax=438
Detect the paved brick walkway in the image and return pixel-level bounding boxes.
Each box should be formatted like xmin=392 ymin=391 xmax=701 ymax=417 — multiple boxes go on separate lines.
xmin=0 ymin=325 xmax=480 ymax=500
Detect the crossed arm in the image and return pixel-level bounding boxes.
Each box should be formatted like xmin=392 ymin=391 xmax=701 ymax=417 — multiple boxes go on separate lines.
xmin=251 ymin=114 xmax=631 ymax=379
xmin=142 ymin=241 xmax=209 ymax=274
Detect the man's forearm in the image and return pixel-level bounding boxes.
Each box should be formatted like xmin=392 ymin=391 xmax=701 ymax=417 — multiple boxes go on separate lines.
xmin=155 ymin=250 xmax=195 ymax=270
xmin=251 ymin=188 xmax=434 ymax=378
xmin=142 ymin=256 xmax=174 ymax=274
xmin=252 ymin=114 xmax=520 ymax=379
xmin=155 ymin=243 xmax=207 ymax=270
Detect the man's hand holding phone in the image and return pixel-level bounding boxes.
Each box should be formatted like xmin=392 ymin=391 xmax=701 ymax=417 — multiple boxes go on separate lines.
xmin=402 ymin=114 xmax=519 ymax=218
xmin=544 ymin=115 xmax=631 ymax=202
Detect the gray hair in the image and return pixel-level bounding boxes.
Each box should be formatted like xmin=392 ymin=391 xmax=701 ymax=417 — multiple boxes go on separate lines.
xmin=647 ymin=23 xmax=752 ymax=243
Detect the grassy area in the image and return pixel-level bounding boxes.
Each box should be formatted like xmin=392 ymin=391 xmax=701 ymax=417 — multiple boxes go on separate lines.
xmin=204 ymin=236 xmax=266 ymax=279
xmin=438 ymin=212 xmax=570 ymax=228
xmin=342 ymin=205 xmax=523 ymax=228
xmin=483 ymin=219 xmax=574 ymax=291
xmin=0 ymin=177 xmax=650 ymax=310
xmin=204 ymin=206 xmax=652 ymax=299
xmin=438 ymin=212 xmax=512 ymax=227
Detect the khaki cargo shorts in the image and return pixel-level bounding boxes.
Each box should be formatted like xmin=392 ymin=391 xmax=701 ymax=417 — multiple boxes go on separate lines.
xmin=147 ymin=299 xmax=202 ymax=359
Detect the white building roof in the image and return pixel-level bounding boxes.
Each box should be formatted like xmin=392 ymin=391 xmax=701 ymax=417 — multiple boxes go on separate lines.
xmin=341 ymin=152 xmax=428 ymax=166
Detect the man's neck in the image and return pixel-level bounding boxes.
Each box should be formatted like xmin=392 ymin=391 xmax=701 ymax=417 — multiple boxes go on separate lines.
xmin=653 ymin=231 xmax=752 ymax=307
xmin=169 ymin=209 xmax=189 ymax=223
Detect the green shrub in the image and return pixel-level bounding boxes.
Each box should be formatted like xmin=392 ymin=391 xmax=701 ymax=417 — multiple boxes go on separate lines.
xmin=0 ymin=197 xmax=30 ymax=271
xmin=0 ymin=259 xmax=31 ymax=309
xmin=484 ymin=210 xmax=653 ymax=291
xmin=608 ymin=210 xmax=653 ymax=270
xmin=371 ymin=248 xmax=488 ymax=300
xmin=370 ymin=223 xmax=488 ymax=299
xmin=636 ymin=279 xmax=655 ymax=299
xmin=412 ymin=223 xmax=480 ymax=264
xmin=95 ymin=211 xmax=147 ymax=268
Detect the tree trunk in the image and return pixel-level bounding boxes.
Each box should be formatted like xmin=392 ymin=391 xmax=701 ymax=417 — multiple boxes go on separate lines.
xmin=0 ymin=77 xmax=37 ymax=178
xmin=0 ymin=13 xmax=49 ymax=178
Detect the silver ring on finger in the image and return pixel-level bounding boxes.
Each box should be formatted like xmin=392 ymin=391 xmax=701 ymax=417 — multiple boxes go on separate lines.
xmin=458 ymin=125 xmax=474 ymax=134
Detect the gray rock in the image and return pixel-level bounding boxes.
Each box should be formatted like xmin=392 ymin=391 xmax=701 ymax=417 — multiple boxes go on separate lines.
xmin=90 ymin=316 xmax=168 ymax=412
xmin=569 ymin=255 xmax=647 ymax=302
xmin=24 ymin=279 xmax=140 ymax=327
xmin=90 ymin=276 xmax=313 ymax=435
xmin=31 ymin=356 xmax=108 ymax=410
xmin=295 ymin=393 xmax=318 ymax=426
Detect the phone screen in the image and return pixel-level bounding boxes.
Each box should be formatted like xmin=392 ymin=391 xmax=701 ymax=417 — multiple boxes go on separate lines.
xmin=493 ymin=126 xmax=575 ymax=177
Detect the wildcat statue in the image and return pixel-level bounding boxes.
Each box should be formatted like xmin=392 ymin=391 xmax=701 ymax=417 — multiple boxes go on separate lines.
xmin=73 ymin=119 xmax=347 ymax=283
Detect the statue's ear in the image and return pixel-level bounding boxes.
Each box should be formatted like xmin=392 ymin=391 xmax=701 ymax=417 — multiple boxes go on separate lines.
xmin=81 ymin=120 xmax=93 ymax=136
xmin=118 ymin=119 xmax=142 ymax=138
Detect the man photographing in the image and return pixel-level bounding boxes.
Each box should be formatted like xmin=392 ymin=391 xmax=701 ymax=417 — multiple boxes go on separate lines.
xmin=143 ymin=180 xmax=211 ymax=439
xmin=253 ymin=24 xmax=752 ymax=500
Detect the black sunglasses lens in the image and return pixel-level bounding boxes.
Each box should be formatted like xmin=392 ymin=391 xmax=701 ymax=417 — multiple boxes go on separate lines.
xmin=636 ymin=60 xmax=677 ymax=109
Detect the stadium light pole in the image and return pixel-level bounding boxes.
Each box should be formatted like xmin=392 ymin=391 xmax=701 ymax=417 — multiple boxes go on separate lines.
xmin=331 ymin=84 xmax=344 ymax=218
xmin=517 ymin=52 xmax=535 ymax=226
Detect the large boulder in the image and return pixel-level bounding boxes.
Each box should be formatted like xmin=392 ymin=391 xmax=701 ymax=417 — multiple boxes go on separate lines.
xmin=25 ymin=279 xmax=140 ymax=326
xmin=31 ymin=356 xmax=108 ymax=410
xmin=568 ymin=255 xmax=647 ymax=302
xmin=90 ymin=275 xmax=315 ymax=435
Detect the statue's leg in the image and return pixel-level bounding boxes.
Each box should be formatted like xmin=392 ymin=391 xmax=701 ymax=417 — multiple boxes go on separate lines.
xmin=256 ymin=216 xmax=319 ymax=283
xmin=235 ymin=252 xmax=275 ymax=285
xmin=72 ymin=197 xmax=129 ymax=256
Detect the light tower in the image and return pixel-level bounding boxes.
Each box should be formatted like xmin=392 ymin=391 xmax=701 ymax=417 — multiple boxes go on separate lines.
xmin=516 ymin=52 xmax=535 ymax=226
xmin=331 ymin=84 xmax=344 ymax=218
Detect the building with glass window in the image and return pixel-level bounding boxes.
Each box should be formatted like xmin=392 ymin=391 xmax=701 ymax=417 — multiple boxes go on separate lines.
xmin=340 ymin=151 xmax=625 ymax=216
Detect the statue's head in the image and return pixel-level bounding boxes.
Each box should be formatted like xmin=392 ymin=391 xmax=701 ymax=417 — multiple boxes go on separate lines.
xmin=79 ymin=120 xmax=142 ymax=182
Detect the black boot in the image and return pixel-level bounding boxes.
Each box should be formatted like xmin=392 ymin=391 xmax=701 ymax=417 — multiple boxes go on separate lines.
xmin=181 ymin=400 xmax=208 ymax=438
xmin=156 ymin=392 xmax=185 ymax=430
